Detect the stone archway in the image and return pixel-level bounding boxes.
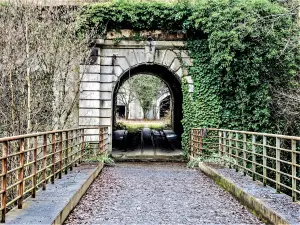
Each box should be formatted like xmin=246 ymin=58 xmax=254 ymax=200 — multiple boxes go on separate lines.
xmin=79 ymin=39 xmax=193 ymax=150
xmin=112 ymin=63 xmax=183 ymax=134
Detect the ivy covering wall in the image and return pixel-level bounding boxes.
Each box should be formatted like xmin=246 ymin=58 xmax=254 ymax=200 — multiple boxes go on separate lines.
xmin=80 ymin=0 xmax=299 ymax=153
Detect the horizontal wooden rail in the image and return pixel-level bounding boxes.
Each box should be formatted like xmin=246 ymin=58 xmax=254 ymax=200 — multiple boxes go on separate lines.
xmin=0 ymin=126 xmax=109 ymax=223
xmin=191 ymin=128 xmax=300 ymax=202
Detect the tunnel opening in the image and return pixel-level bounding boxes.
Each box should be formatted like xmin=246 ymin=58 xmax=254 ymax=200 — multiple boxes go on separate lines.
xmin=112 ymin=64 xmax=183 ymax=154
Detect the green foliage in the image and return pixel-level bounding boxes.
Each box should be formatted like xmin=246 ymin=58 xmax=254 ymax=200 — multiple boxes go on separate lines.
xmin=115 ymin=121 xmax=127 ymax=130
xmin=131 ymin=75 xmax=164 ymax=118
xmin=126 ymin=124 xmax=144 ymax=133
xmin=182 ymin=0 xmax=299 ymax=152
xmin=148 ymin=124 xmax=164 ymax=130
xmin=79 ymin=0 xmax=192 ymax=34
xmin=182 ymin=40 xmax=221 ymax=152
xmin=187 ymin=153 xmax=236 ymax=168
xmin=114 ymin=121 xmax=144 ymax=132
xmin=85 ymin=153 xmax=115 ymax=166
xmin=79 ymin=0 xmax=300 ymax=155
xmin=187 ymin=153 xmax=221 ymax=168
xmin=112 ymin=32 xmax=143 ymax=44
xmin=112 ymin=35 xmax=127 ymax=44
xmin=115 ymin=121 xmax=166 ymax=132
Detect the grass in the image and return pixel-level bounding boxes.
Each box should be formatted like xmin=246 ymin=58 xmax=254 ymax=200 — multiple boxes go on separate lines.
xmin=85 ymin=153 xmax=115 ymax=166
xmin=187 ymin=152 xmax=236 ymax=168
xmin=115 ymin=119 xmax=171 ymax=132
xmin=148 ymin=124 xmax=164 ymax=130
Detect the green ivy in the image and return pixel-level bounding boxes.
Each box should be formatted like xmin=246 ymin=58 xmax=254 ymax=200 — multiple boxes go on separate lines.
xmin=79 ymin=0 xmax=192 ymax=33
xmin=181 ymin=39 xmax=221 ymax=153
xmin=79 ymin=0 xmax=299 ymax=154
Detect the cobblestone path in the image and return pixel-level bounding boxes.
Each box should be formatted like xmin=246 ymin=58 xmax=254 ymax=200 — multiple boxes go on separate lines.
xmin=65 ymin=163 xmax=263 ymax=224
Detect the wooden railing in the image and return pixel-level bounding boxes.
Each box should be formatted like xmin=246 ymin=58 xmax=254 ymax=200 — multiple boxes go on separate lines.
xmin=191 ymin=128 xmax=300 ymax=202
xmin=0 ymin=126 xmax=109 ymax=223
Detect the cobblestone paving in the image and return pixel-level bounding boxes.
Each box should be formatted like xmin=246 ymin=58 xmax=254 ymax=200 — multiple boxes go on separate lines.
xmin=65 ymin=163 xmax=263 ymax=224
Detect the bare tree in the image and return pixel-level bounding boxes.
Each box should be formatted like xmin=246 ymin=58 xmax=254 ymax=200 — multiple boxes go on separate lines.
xmin=0 ymin=1 xmax=94 ymax=136
xmin=271 ymin=71 xmax=300 ymax=135
xmin=117 ymin=79 xmax=136 ymax=119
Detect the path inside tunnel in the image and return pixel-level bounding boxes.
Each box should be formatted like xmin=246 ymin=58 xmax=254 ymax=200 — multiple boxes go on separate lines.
xmin=64 ymin=163 xmax=263 ymax=224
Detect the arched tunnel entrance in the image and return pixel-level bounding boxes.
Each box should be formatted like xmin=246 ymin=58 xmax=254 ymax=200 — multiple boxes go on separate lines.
xmin=112 ymin=64 xmax=183 ymax=154
xmin=79 ymin=40 xmax=193 ymax=157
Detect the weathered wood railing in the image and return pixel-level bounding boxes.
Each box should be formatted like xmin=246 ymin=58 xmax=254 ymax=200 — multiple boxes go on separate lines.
xmin=191 ymin=128 xmax=300 ymax=202
xmin=0 ymin=126 xmax=109 ymax=223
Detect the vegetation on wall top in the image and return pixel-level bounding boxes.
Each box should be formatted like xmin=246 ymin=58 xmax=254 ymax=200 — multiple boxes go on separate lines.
xmin=79 ymin=0 xmax=192 ymax=33
xmin=79 ymin=0 xmax=299 ymax=153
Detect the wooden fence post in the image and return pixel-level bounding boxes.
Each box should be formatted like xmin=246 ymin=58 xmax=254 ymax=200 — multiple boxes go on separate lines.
xmin=65 ymin=131 xmax=69 ymax=175
xmin=70 ymin=131 xmax=73 ymax=171
xmin=101 ymin=128 xmax=104 ymax=153
xmin=59 ymin=133 xmax=62 ymax=179
xmin=223 ymin=131 xmax=227 ymax=165
xmin=1 ymin=141 xmax=8 ymax=223
xmin=228 ymin=132 xmax=232 ymax=168
xmin=32 ymin=136 xmax=37 ymax=198
xmin=263 ymin=136 xmax=267 ymax=186
xmin=99 ymin=127 xmax=101 ymax=154
xmin=191 ymin=129 xmax=195 ymax=159
xmin=75 ymin=130 xmax=80 ymax=166
xmin=243 ymin=134 xmax=247 ymax=176
xmin=276 ymin=137 xmax=281 ymax=193
xmin=51 ymin=134 xmax=55 ymax=184
xmin=252 ymin=135 xmax=256 ymax=181
xmin=291 ymin=139 xmax=296 ymax=201
xmin=235 ymin=133 xmax=239 ymax=172
xmin=74 ymin=130 xmax=78 ymax=167
xmin=99 ymin=127 xmax=102 ymax=154
xmin=18 ymin=138 xmax=25 ymax=209
xmin=199 ymin=129 xmax=202 ymax=155
xmin=218 ymin=131 xmax=222 ymax=159
xmin=42 ymin=134 xmax=47 ymax=190
xmin=81 ymin=129 xmax=85 ymax=162
xmin=73 ymin=130 xmax=77 ymax=167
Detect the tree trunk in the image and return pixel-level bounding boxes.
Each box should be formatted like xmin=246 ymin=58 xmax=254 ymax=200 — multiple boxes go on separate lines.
xmin=125 ymin=105 xmax=129 ymax=120
xmin=25 ymin=14 xmax=33 ymax=170
xmin=9 ymin=70 xmax=15 ymax=136
xmin=143 ymin=108 xmax=147 ymax=119
xmin=25 ymin=14 xmax=31 ymax=135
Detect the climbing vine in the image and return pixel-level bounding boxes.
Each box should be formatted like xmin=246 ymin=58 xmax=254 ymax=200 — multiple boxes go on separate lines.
xmin=79 ymin=0 xmax=192 ymax=33
xmin=181 ymin=0 xmax=299 ymax=152
xmin=79 ymin=0 xmax=299 ymax=154
xmin=181 ymin=40 xmax=221 ymax=153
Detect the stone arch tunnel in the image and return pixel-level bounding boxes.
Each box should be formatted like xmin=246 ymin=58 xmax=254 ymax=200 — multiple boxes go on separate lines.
xmin=112 ymin=64 xmax=183 ymax=134
xmin=79 ymin=39 xmax=193 ymax=151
